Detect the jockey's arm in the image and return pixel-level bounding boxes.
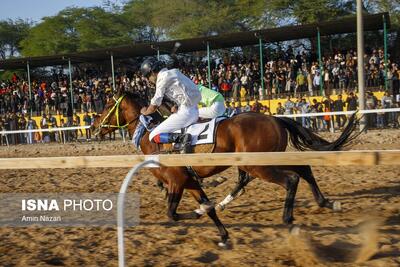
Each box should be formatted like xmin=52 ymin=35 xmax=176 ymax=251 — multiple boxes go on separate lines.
xmin=141 ymin=104 xmax=158 ymax=116
xmin=141 ymin=72 xmax=168 ymax=116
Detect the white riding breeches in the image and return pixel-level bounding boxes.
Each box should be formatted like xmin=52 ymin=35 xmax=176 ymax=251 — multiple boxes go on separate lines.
xmin=198 ymin=101 xmax=226 ymax=119
xmin=149 ymin=105 xmax=199 ymax=141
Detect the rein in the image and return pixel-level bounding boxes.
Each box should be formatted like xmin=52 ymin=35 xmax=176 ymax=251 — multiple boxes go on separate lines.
xmin=98 ymin=95 xmax=137 ymax=130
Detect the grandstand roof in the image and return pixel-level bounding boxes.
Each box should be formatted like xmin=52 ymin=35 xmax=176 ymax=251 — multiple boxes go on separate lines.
xmin=0 ymin=12 xmax=390 ymax=69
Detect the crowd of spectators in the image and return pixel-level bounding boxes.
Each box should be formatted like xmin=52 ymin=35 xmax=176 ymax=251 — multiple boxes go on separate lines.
xmin=1 ymin=47 xmax=399 ymax=116
xmin=0 ymin=112 xmax=100 ymax=145
xmin=224 ymin=91 xmax=399 ymax=132
xmin=1 ymin=47 xmax=399 ymax=145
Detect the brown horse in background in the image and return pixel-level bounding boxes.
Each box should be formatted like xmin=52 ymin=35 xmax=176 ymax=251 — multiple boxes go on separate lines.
xmin=92 ymin=91 xmax=359 ymax=246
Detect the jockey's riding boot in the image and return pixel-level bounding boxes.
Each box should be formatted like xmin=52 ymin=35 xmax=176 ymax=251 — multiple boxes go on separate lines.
xmin=169 ymin=133 xmax=192 ymax=154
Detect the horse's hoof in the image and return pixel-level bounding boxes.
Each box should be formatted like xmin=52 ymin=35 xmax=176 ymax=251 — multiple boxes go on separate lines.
xmin=216 ymin=204 xmax=225 ymax=211
xmin=333 ymin=201 xmax=342 ymax=211
xmin=289 ymin=225 xmax=301 ymax=236
xmin=237 ymin=188 xmax=245 ymax=197
xmin=218 ymin=239 xmax=232 ymax=249
xmin=218 ymin=242 xmax=227 ymax=247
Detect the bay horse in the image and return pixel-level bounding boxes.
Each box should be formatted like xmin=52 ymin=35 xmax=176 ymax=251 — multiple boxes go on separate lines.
xmin=92 ymin=91 xmax=359 ymax=246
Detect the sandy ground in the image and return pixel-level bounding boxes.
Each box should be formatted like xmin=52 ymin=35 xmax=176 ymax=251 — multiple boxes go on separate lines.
xmin=0 ymin=129 xmax=399 ymax=267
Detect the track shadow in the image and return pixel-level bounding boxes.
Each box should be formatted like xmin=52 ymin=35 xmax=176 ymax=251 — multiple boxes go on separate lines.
xmin=333 ymin=182 xmax=400 ymax=201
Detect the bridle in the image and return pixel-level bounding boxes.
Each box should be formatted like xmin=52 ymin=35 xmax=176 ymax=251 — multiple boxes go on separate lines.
xmin=95 ymin=94 xmax=139 ymax=134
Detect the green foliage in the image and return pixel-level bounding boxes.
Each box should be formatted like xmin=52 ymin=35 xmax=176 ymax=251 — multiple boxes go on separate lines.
xmin=0 ymin=0 xmax=397 ymax=58
xmin=268 ymin=0 xmax=355 ymax=24
xmin=0 ymin=19 xmax=30 ymax=59
xmin=20 ymin=7 xmax=135 ymax=56
xmin=123 ymin=0 xmax=272 ymax=39
xmin=20 ymin=10 xmax=79 ymax=56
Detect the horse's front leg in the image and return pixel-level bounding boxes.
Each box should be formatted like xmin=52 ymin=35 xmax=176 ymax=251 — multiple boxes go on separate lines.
xmin=166 ymin=177 xmax=202 ymax=221
xmin=185 ymin=177 xmax=229 ymax=246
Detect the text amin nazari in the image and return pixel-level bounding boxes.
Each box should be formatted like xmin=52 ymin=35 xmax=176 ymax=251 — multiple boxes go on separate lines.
xmin=21 ymin=215 xmax=61 ymax=222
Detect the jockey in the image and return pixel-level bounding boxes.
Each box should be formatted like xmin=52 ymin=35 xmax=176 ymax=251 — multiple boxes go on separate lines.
xmin=140 ymin=58 xmax=201 ymax=153
xmin=198 ymin=84 xmax=226 ymax=119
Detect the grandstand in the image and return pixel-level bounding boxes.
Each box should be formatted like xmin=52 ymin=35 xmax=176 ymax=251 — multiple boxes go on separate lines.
xmin=1 ymin=12 xmax=398 ymax=145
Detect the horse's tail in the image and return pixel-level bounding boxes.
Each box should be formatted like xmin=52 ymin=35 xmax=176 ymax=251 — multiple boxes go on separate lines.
xmin=275 ymin=113 xmax=361 ymax=151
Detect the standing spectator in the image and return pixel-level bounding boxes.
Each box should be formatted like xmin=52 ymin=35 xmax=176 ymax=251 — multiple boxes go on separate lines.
xmin=229 ymin=101 xmax=242 ymax=117
xmin=381 ymin=91 xmax=393 ymax=126
xmin=297 ymin=98 xmax=310 ymax=128
xmin=225 ymin=101 xmax=234 ymax=117
xmin=251 ymin=99 xmax=263 ymax=113
xmin=313 ymin=71 xmax=321 ymax=93
xmin=283 ymin=96 xmax=295 ymax=115
xmin=345 ymin=92 xmax=358 ymax=111
xmin=311 ymin=99 xmax=324 ymax=131
xmin=334 ymin=94 xmax=346 ymax=128
xmin=243 ymin=101 xmax=251 ymax=112
xmin=323 ymin=95 xmax=335 ymax=131
xmin=392 ymin=63 xmax=399 ymax=97
xmin=75 ymin=113 xmax=84 ymax=138
xmin=17 ymin=113 xmax=27 ymax=144
xmin=376 ymin=102 xmax=385 ymax=128
xmin=26 ymin=115 xmax=37 ymax=144
xmin=83 ymin=112 xmax=92 ymax=141
xmin=276 ymin=102 xmax=285 ymax=115
xmin=365 ymin=91 xmax=377 ymax=128
xmin=296 ymin=70 xmax=306 ymax=94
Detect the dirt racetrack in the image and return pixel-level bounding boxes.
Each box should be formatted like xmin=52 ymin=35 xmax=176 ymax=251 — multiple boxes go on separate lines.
xmin=0 ymin=129 xmax=399 ymax=267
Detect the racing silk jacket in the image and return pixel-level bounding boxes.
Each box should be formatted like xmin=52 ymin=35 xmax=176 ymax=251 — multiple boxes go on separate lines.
xmin=198 ymin=85 xmax=224 ymax=107
xmin=150 ymin=68 xmax=201 ymax=108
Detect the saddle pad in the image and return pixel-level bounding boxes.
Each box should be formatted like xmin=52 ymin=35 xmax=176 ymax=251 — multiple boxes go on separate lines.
xmin=174 ymin=117 xmax=225 ymax=146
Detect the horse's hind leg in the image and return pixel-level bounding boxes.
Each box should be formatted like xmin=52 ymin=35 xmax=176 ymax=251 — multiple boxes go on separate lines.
xmin=233 ymin=169 xmax=255 ymax=197
xmin=293 ymin=165 xmax=341 ymax=211
xmin=244 ymin=167 xmax=299 ymax=224
xmin=282 ymin=172 xmax=300 ymax=224
xmin=216 ymin=169 xmax=255 ymax=211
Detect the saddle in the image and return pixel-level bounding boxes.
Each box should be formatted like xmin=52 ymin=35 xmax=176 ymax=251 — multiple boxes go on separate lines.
xmin=132 ymin=115 xmax=226 ymax=154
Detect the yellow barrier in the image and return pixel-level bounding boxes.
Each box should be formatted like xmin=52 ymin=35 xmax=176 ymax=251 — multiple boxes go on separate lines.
xmin=29 ymin=91 xmax=386 ymax=125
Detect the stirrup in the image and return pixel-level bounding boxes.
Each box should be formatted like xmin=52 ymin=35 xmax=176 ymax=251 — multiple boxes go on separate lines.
xmin=174 ymin=134 xmax=192 ymax=154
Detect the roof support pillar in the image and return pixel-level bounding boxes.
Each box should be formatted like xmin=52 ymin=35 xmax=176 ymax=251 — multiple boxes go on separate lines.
xmin=317 ymin=27 xmax=324 ymax=96
xmin=357 ymin=0 xmax=367 ymax=132
xmin=259 ymin=38 xmax=265 ymax=101
xmin=207 ymin=42 xmax=211 ymax=89
xmin=68 ymin=58 xmax=74 ymax=113
xmin=111 ymin=52 xmax=116 ymax=92
xmin=26 ymin=61 xmax=32 ymax=117
xmin=383 ymin=14 xmax=388 ymax=92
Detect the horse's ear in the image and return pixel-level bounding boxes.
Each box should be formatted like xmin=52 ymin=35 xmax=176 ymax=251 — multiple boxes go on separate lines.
xmin=114 ymin=84 xmax=124 ymax=98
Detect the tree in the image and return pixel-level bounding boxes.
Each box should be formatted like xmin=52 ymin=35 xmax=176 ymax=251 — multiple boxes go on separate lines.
xmin=364 ymin=0 xmax=400 ymax=58
xmin=0 ymin=19 xmax=30 ymax=59
xmin=73 ymin=7 xmax=133 ymax=51
xmin=123 ymin=0 xmax=274 ymax=40
xmin=20 ymin=10 xmax=79 ymax=56
xmin=20 ymin=7 xmax=136 ymax=56
xmin=267 ymin=0 xmax=357 ymax=24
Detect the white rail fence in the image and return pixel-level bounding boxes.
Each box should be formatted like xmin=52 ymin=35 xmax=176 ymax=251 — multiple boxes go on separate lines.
xmin=1 ymin=107 xmax=399 ymax=146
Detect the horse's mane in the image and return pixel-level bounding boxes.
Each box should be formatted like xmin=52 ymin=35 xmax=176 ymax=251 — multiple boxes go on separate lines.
xmin=122 ymin=90 xmax=173 ymax=122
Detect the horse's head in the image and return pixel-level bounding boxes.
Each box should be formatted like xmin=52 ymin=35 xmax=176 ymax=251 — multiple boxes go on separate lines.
xmin=92 ymin=91 xmax=142 ymax=138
